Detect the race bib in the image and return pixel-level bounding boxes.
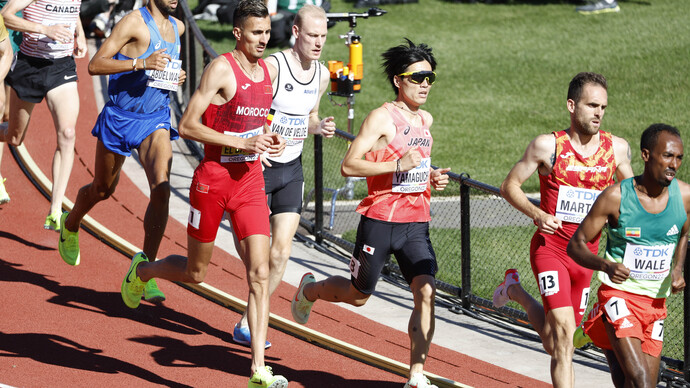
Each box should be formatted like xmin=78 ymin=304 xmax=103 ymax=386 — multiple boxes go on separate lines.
xmin=651 ymin=320 xmax=664 ymax=341
xmin=538 ymin=270 xmax=560 ymax=296
xmin=188 ymin=206 xmax=201 ymax=229
xmin=349 ymin=256 xmax=361 ymax=279
xmin=555 ymin=186 xmax=601 ymax=223
xmin=220 ymin=127 xmax=262 ymax=163
xmin=579 ymin=287 xmax=591 ymax=314
xmin=604 ymin=297 xmax=631 ymax=322
xmin=146 ymin=59 xmax=182 ymax=92
xmin=392 ymin=157 xmax=431 ymax=193
xmin=270 ymin=110 xmax=308 ymax=147
xmin=38 ymin=21 xmax=76 ymax=52
xmin=622 ymin=242 xmax=675 ymax=281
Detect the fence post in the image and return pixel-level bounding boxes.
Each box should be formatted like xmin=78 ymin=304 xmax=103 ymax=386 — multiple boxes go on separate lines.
xmin=460 ymin=173 xmax=471 ymax=309
xmin=313 ymin=135 xmax=324 ymax=244
xmin=683 ymin=244 xmax=690 ymax=381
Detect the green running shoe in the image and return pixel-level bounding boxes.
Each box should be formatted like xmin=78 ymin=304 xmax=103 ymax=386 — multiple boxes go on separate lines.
xmin=0 ymin=178 xmax=9 ymax=204
xmin=58 ymin=212 xmax=80 ymax=266
xmin=143 ymin=278 xmax=166 ymax=303
xmin=291 ymin=272 xmax=315 ymax=324
xmin=44 ymin=211 xmax=61 ymax=232
xmin=121 ymin=252 xmax=147 ymax=309
xmin=248 ymin=366 xmax=288 ymax=388
xmin=573 ymin=325 xmax=593 ymax=348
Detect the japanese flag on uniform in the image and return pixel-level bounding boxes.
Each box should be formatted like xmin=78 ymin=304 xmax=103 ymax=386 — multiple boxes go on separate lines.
xmin=363 ymin=245 xmax=375 ymax=255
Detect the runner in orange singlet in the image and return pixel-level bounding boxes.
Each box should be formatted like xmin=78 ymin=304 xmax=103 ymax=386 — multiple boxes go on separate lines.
xmin=493 ymin=72 xmax=633 ymax=387
xmin=291 ymin=39 xmax=451 ymax=388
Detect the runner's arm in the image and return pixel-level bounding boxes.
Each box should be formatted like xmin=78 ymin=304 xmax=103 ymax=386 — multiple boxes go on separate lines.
xmin=341 ymin=107 xmax=412 ymax=177
xmin=73 ymin=17 xmax=87 ymax=58
xmin=612 ymin=135 xmax=634 ymax=181
xmin=500 ymin=134 xmax=562 ymax=234
xmin=0 ymin=37 xmax=12 ymax=81
xmin=308 ymin=63 xmax=335 ymax=137
xmin=671 ymin=180 xmax=690 ymax=293
xmin=567 ymin=185 xmax=630 ymax=283
xmin=2 ymin=0 xmax=72 ymax=42
xmin=178 ymin=56 xmax=274 ymax=153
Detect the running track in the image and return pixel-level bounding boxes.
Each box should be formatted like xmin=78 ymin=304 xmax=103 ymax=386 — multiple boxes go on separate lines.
xmin=0 ymin=56 xmax=552 ymax=387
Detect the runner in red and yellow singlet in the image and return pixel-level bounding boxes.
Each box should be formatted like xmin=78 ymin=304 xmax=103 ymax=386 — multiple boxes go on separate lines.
xmin=493 ymin=72 xmax=633 ymax=387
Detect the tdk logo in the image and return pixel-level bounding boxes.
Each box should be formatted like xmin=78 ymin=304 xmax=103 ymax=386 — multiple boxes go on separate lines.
xmin=633 ymin=247 xmax=670 ymax=258
xmin=284 ymin=117 xmax=306 ymax=126
xmin=419 ymin=159 xmax=429 ymax=168
xmin=565 ymin=190 xmax=599 ymax=201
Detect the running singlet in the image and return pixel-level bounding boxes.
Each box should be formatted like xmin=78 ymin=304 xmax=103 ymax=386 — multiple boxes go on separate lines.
xmin=356 ymin=102 xmax=433 ymax=223
xmin=202 ymin=53 xmax=272 ymax=166
xmin=600 ymin=178 xmax=686 ymax=299
xmin=20 ymin=0 xmax=81 ymax=59
xmin=266 ymin=51 xmax=320 ymax=164
xmin=539 ymin=130 xmax=616 ymax=243
xmin=108 ymin=7 xmax=180 ymax=114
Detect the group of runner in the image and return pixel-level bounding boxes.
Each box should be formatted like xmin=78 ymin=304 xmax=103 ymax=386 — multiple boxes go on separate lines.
xmin=494 ymin=72 xmax=688 ymax=388
xmin=0 ymin=0 xmax=686 ymax=387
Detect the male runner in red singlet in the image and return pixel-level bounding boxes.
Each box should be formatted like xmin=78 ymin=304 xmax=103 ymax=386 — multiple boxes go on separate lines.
xmin=493 ymin=72 xmax=633 ymax=387
xmin=0 ymin=0 xmax=86 ymax=228
xmin=119 ymin=1 xmax=288 ymax=387
xmin=291 ymin=39 xmax=450 ymax=388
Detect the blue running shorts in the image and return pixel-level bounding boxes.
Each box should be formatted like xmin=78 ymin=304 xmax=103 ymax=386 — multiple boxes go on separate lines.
xmin=91 ymin=101 xmax=179 ymax=156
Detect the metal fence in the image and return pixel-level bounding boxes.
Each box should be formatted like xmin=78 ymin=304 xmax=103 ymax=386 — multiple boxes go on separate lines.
xmin=174 ymin=1 xmax=689 ymax=384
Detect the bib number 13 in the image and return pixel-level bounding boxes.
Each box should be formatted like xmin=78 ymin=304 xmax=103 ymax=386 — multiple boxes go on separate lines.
xmin=538 ymin=271 xmax=560 ymax=296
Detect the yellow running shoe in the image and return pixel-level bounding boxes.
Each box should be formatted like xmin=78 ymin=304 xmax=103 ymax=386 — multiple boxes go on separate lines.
xmin=573 ymin=325 xmax=593 ymax=348
xmin=0 ymin=178 xmax=9 ymax=204
xmin=248 ymin=366 xmax=288 ymax=388
xmin=58 ymin=212 xmax=80 ymax=266
xmin=44 ymin=211 xmax=61 ymax=232
xmin=143 ymin=278 xmax=166 ymax=303
xmin=121 ymin=252 xmax=147 ymax=309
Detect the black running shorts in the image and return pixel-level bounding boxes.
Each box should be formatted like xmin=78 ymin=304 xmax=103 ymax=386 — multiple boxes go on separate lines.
xmin=350 ymin=215 xmax=438 ymax=294
xmin=264 ymin=157 xmax=304 ymax=215
xmin=7 ymin=52 xmax=78 ymax=103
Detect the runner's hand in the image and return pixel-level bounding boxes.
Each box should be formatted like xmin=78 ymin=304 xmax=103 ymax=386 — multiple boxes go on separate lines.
xmin=145 ymin=49 xmax=172 ymax=71
xmin=266 ymin=133 xmax=285 ymax=157
xmin=45 ymin=24 xmax=72 ymax=44
xmin=431 ymin=167 xmax=451 ymax=191
xmin=178 ymin=69 xmax=187 ymax=86
xmin=260 ymin=154 xmax=272 ymax=169
xmin=605 ymin=261 xmax=630 ymax=284
xmin=243 ymin=134 xmax=273 ymax=154
xmin=671 ymin=267 xmax=685 ymax=293
xmin=399 ymin=147 xmax=422 ymax=172
xmin=74 ymin=31 xmax=87 ymax=58
xmin=319 ymin=117 xmax=336 ymax=138
xmin=534 ymin=213 xmax=562 ymax=235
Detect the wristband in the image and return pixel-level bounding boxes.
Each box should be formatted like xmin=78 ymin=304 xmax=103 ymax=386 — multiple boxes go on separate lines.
xmin=132 ymin=57 xmax=137 ymax=69
xmin=143 ymin=58 xmax=146 ymax=70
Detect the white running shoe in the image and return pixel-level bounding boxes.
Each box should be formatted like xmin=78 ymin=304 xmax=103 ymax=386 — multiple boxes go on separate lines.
xmin=492 ymin=269 xmax=520 ymax=308
xmin=291 ymin=272 xmax=315 ymax=324
xmin=404 ymin=373 xmax=438 ymax=388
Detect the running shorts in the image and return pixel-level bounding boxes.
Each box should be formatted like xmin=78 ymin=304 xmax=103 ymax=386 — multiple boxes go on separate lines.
xmin=92 ymin=101 xmax=178 ymax=156
xmin=350 ymin=215 xmax=437 ymax=294
xmin=264 ymin=157 xmax=304 ymax=215
xmin=583 ymin=285 xmax=666 ymax=357
xmin=530 ymin=232 xmax=594 ymax=324
xmin=187 ymin=160 xmax=270 ymax=243
xmin=7 ymin=52 xmax=77 ymax=103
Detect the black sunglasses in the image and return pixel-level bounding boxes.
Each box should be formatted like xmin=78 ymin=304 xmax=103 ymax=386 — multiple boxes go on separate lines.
xmin=397 ymin=71 xmax=436 ymax=85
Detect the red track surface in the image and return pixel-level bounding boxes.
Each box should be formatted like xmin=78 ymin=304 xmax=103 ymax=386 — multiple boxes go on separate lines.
xmin=0 ymin=57 xmax=551 ymax=387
